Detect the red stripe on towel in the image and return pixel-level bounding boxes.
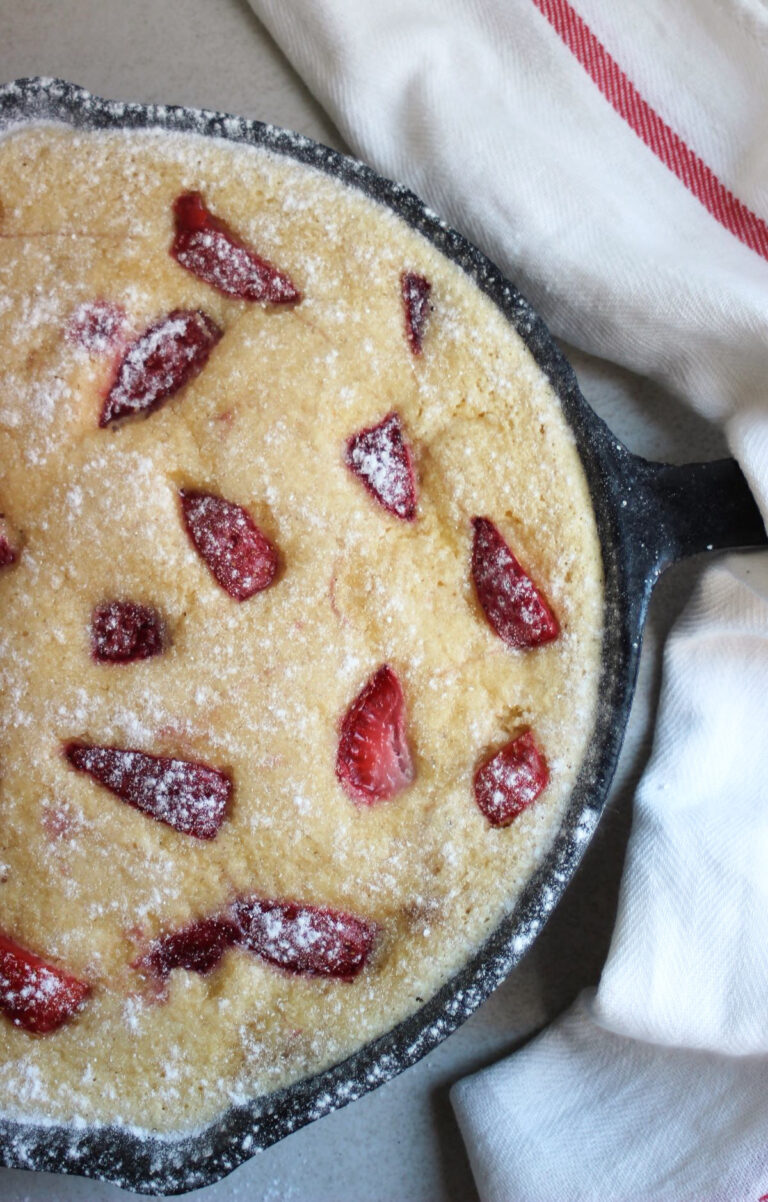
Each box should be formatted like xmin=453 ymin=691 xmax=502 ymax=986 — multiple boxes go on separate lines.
xmin=532 ymin=0 xmax=768 ymax=262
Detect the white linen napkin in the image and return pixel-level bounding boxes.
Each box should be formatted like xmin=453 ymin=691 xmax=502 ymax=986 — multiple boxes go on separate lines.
xmin=247 ymin=1 xmax=768 ymax=1197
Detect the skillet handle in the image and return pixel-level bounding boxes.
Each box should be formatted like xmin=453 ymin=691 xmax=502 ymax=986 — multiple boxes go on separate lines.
xmin=634 ymin=456 xmax=767 ymax=572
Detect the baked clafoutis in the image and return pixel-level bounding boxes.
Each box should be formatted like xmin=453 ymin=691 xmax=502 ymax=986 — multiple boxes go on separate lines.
xmin=0 ymin=124 xmax=602 ymax=1131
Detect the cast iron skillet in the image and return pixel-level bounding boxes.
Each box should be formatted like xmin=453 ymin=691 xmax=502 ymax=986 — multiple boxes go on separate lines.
xmin=1 ymin=78 xmax=766 ymax=1196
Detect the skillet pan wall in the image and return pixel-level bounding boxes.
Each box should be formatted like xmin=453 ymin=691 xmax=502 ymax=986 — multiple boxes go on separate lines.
xmin=0 ymin=78 xmax=765 ymax=1196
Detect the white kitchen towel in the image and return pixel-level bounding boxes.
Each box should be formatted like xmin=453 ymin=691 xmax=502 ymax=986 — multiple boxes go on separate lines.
xmin=246 ymin=1 xmax=768 ymax=1198
xmin=454 ymin=551 xmax=768 ymax=1202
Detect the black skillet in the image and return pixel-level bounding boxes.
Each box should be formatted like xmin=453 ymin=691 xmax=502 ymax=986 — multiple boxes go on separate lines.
xmin=0 ymin=78 xmax=765 ymax=1196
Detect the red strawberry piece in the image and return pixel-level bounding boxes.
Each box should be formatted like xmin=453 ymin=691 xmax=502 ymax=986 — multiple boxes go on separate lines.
xmin=0 ymin=931 xmax=90 ymax=1034
xmin=471 ymin=517 xmax=560 ymax=649
xmin=90 ymin=600 xmax=165 ymax=664
xmin=231 ymin=897 xmax=376 ymax=980
xmin=0 ymin=521 xmax=16 ymax=569
xmin=401 ymin=271 xmax=432 ymax=355
xmin=180 ymin=489 xmax=278 ymax=601
xmin=473 ymin=729 xmax=549 ymax=827
xmin=336 ymin=664 xmax=414 ymax=804
xmin=66 ymin=300 xmax=126 ymax=354
xmin=64 ymin=743 xmax=232 ymax=839
xmin=171 ymin=191 xmax=301 ymax=305
xmin=134 ymin=915 xmax=238 ymax=981
xmin=99 ymin=308 xmax=222 ymax=427
xmin=345 ymin=411 xmax=418 ymax=521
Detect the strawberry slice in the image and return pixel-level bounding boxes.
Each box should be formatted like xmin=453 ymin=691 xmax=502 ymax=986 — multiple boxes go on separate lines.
xmin=172 ymin=191 xmax=301 ymax=305
xmin=134 ymin=915 xmax=238 ymax=981
xmin=345 ymin=411 xmax=418 ymax=521
xmin=473 ymin=730 xmax=549 ymax=827
xmin=401 ymin=271 xmax=432 ymax=355
xmin=0 ymin=931 xmax=90 ymax=1034
xmin=99 ymin=308 xmax=222 ymax=427
xmin=180 ymin=489 xmax=279 ymax=601
xmin=336 ymin=664 xmax=414 ymax=803
xmin=90 ymin=600 xmax=165 ymax=664
xmin=471 ymin=517 xmax=559 ymax=649
xmin=64 ymin=743 xmax=232 ymax=839
xmin=231 ymin=897 xmax=376 ymax=980
xmin=66 ymin=300 xmax=126 ymax=354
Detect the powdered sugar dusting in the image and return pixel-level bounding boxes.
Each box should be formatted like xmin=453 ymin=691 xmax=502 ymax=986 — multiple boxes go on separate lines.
xmin=176 ymin=229 xmax=297 ymax=303
xmin=0 ymin=522 xmax=17 ymax=568
xmin=0 ymin=935 xmax=90 ymax=1034
xmin=90 ymin=600 xmax=165 ymax=663
xmin=65 ymin=300 xmax=126 ymax=355
xmin=0 ymin=98 xmax=603 ymax=1182
xmin=180 ymin=490 xmax=278 ymax=601
xmin=474 ymin=731 xmax=549 ymax=827
xmin=64 ymin=745 xmax=231 ymax=839
xmin=401 ymin=271 xmax=432 ymax=355
xmin=232 ymin=898 xmax=377 ymax=980
xmin=345 ymin=412 xmax=417 ymax=521
xmin=471 ymin=516 xmax=560 ymax=648
xmin=172 ymin=190 xmax=301 ymax=304
xmin=101 ymin=309 xmax=221 ymax=425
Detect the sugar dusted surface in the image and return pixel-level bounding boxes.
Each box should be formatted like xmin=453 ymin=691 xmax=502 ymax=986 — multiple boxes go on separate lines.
xmin=346 ymin=412 xmax=417 ymax=521
xmin=180 ymin=489 xmax=278 ymax=600
xmin=65 ymin=299 xmax=126 ymax=355
xmin=173 ymin=220 xmax=300 ymax=304
xmin=0 ymin=124 xmax=603 ymax=1132
xmin=101 ymin=308 xmax=221 ymax=425
xmin=64 ymin=744 xmax=231 ymax=839
xmin=233 ymin=898 xmax=376 ymax=980
xmin=471 ymin=516 xmax=560 ymax=647
xmin=474 ymin=731 xmax=549 ymax=827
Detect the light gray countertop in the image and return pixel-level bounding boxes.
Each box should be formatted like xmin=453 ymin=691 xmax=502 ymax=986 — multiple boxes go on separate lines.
xmin=0 ymin=2 xmax=729 ymax=1198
